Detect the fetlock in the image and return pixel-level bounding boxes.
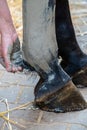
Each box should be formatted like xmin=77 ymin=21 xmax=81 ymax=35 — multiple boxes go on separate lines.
xmin=60 ymin=54 xmax=87 ymax=76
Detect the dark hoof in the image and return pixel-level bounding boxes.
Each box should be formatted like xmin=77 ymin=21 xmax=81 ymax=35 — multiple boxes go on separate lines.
xmin=35 ymin=81 xmax=87 ymax=113
xmin=60 ymin=59 xmax=87 ymax=88
xmin=72 ymin=66 xmax=87 ymax=88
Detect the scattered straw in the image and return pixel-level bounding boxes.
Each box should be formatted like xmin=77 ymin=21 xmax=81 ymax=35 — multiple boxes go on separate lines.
xmin=0 ymin=98 xmax=33 ymax=130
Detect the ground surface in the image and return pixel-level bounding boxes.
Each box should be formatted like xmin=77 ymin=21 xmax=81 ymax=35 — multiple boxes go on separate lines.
xmin=0 ymin=0 xmax=87 ymax=130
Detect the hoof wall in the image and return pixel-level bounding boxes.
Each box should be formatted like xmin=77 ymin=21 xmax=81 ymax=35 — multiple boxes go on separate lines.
xmin=35 ymin=81 xmax=87 ymax=113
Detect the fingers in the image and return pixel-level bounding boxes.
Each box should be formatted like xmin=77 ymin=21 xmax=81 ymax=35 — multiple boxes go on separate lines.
xmin=7 ymin=64 xmax=22 ymax=72
xmin=4 ymin=53 xmax=22 ymax=72
xmin=4 ymin=50 xmax=22 ymax=72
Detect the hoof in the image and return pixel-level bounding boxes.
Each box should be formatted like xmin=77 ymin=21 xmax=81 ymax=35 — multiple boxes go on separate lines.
xmin=60 ymin=60 xmax=87 ymax=88
xmin=72 ymin=66 xmax=87 ymax=88
xmin=35 ymin=81 xmax=87 ymax=113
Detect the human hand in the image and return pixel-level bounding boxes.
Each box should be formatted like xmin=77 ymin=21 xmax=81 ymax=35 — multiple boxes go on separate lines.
xmin=0 ymin=18 xmax=22 ymax=72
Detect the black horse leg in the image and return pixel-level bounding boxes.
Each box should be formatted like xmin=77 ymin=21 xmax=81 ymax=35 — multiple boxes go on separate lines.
xmin=55 ymin=0 xmax=87 ymax=87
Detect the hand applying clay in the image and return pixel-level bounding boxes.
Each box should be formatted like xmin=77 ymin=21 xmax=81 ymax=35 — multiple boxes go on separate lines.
xmin=0 ymin=0 xmax=22 ymax=72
